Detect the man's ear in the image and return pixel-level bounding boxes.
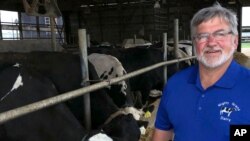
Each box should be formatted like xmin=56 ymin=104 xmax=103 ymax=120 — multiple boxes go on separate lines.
xmin=233 ymin=35 xmax=239 ymax=50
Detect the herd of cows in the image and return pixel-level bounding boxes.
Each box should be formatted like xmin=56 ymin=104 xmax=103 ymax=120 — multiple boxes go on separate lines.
xmin=0 ymin=42 xmax=193 ymax=141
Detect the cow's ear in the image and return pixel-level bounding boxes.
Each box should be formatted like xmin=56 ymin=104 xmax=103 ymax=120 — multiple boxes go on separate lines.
xmin=136 ymin=120 xmax=149 ymax=128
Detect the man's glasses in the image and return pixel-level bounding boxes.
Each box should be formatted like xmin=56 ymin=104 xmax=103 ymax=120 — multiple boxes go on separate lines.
xmin=194 ymin=30 xmax=233 ymax=43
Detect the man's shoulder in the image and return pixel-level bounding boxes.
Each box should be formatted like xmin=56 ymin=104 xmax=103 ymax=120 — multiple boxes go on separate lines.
xmin=229 ymin=60 xmax=250 ymax=84
xmin=238 ymin=64 xmax=250 ymax=80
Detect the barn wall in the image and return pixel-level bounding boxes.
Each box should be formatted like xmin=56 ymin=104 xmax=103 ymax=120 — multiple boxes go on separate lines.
xmin=77 ymin=4 xmax=195 ymax=45
xmin=62 ymin=1 xmax=237 ymax=46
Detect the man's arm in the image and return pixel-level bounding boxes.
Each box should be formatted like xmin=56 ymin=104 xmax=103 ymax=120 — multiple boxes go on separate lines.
xmin=151 ymin=128 xmax=174 ymax=141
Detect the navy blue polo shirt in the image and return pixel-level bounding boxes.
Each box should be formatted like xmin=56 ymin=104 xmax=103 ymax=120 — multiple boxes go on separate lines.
xmin=155 ymin=60 xmax=250 ymax=141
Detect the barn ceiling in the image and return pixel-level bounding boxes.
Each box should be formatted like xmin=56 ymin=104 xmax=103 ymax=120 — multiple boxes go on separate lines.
xmin=0 ymin=0 xmax=249 ymax=13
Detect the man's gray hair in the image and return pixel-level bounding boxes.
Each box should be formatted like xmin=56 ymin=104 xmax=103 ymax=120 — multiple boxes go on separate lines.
xmin=190 ymin=4 xmax=238 ymax=39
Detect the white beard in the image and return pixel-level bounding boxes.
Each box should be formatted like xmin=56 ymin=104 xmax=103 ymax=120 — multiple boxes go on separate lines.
xmin=196 ymin=46 xmax=235 ymax=68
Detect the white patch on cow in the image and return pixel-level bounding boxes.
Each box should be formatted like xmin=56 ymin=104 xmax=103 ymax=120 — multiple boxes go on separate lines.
xmin=168 ymin=40 xmax=193 ymax=56
xmin=88 ymin=133 xmax=113 ymax=141
xmin=184 ymin=46 xmax=193 ymax=57
xmin=178 ymin=44 xmax=193 ymax=56
xmin=1 ymin=74 xmax=23 ymax=101
xmin=121 ymin=38 xmax=152 ymax=48
xmin=140 ymin=126 xmax=146 ymax=135
xmin=123 ymin=106 xmax=144 ymax=120
xmin=88 ymin=53 xmax=128 ymax=95
xmin=149 ymin=89 xmax=162 ymax=97
xmin=168 ymin=47 xmax=191 ymax=65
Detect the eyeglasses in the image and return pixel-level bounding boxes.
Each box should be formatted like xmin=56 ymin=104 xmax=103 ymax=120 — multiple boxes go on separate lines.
xmin=194 ymin=30 xmax=233 ymax=43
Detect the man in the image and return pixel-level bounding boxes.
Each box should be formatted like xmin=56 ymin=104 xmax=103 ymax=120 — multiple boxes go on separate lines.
xmin=152 ymin=4 xmax=250 ymax=141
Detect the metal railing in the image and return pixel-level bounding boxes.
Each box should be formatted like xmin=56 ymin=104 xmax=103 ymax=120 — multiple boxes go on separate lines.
xmin=0 ymin=56 xmax=196 ymax=124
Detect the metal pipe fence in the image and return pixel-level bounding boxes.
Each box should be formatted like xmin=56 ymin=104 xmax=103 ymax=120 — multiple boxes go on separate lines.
xmin=0 ymin=56 xmax=196 ymax=124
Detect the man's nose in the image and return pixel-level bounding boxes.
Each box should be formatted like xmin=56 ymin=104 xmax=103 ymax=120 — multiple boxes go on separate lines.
xmin=207 ymin=34 xmax=217 ymax=45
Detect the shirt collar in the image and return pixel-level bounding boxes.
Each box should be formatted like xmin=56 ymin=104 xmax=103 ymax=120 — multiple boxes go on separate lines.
xmin=214 ymin=60 xmax=239 ymax=88
xmin=188 ymin=60 xmax=240 ymax=90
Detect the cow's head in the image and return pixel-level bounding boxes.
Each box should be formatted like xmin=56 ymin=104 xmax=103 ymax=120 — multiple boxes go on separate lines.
xmin=102 ymin=114 xmax=141 ymax=141
xmin=89 ymin=53 xmax=132 ymax=108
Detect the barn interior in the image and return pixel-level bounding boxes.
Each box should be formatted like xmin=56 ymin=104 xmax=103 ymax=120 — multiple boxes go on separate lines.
xmin=0 ymin=0 xmax=250 ymax=141
xmin=0 ymin=0 xmax=249 ymax=52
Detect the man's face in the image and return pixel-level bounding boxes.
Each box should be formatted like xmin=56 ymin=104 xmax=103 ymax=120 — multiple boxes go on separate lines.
xmin=193 ymin=17 xmax=238 ymax=68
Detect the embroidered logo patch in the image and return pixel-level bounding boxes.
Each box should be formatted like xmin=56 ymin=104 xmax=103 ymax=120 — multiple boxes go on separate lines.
xmin=218 ymin=102 xmax=240 ymax=122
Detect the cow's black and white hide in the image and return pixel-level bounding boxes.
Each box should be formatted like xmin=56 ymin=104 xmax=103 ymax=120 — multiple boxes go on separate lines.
xmin=0 ymin=52 xmax=82 ymax=94
xmin=162 ymin=40 xmax=193 ymax=56
xmin=0 ymin=63 xmax=138 ymax=141
xmin=88 ymin=53 xmax=143 ymax=120
xmin=0 ymin=52 xmax=145 ymax=140
xmin=0 ymin=52 xmax=133 ymax=109
xmin=149 ymin=41 xmax=192 ymax=64
xmin=69 ymin=62 xmax=144 ymax=141
xmin=0 ymin=64 xmax=87 ymax=141
xmin=88 ymin=53 xmax=132 ymax=107
xmin=88 ymin=47 xmax=191 ymax=108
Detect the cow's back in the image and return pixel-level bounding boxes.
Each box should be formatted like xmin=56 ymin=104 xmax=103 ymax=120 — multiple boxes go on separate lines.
xmin=0 ymin=52 xmax=83 ymax=93
xmin=0 ymin=64 xmax=86 ymax=141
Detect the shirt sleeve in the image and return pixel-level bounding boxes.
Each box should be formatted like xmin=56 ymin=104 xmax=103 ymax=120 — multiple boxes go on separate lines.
xmin=154 ymin=84 xmax=173 ymax=131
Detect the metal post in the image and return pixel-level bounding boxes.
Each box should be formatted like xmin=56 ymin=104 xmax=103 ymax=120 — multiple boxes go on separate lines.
xmin=174 ymin=19 xmax=179 ymax=70
xmin=133 ymin=34 xmax=137 ymax=44
xmin=149 ymin=34 xmax=153 ymax=43
xmin=174 ymin=19 xmax=179 ymax=58
xmin=78 ymin=29 xmax=91 ymax=131
xmin=87 ymin=34 xmax=91 ymax=48
xmin=163 ymin=33 xmax=168 ymax=85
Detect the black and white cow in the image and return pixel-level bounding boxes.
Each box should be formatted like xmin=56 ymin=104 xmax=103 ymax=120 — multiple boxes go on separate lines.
xmin=88 ymin=53 xmax=143 ymax=120
xmin=0 ymin=62 xmax=143 ymax=141
xmin=87 ymin=62 xmax=142 ymax=140
xmin=0 ymin=64 xmax=87 ymax=141
xmin=167 ymin=40 xmax=193 ymax=57
xmin=88 ymin=53 xmax=131 ymax=107
xmin=88 ymin=47 xmax=191 ymax=108
xmin=0 ymin=52 xmax=145 ymax=140
xmin=0 ymin=52 xmax=133 ymax=109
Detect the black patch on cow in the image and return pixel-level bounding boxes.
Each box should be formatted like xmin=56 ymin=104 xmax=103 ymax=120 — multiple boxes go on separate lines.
xmin=108 ymin=67 xmax=114 ymax=75
xmin=103 ymin=75 xmax=108 ymax=79
xmin=102 ymin=114 xmax=140 ymax=141
xmin=100 ymin=71 xmax=107 ymax=79
xmin=137 ymin=120 xmax=149 ymax=129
